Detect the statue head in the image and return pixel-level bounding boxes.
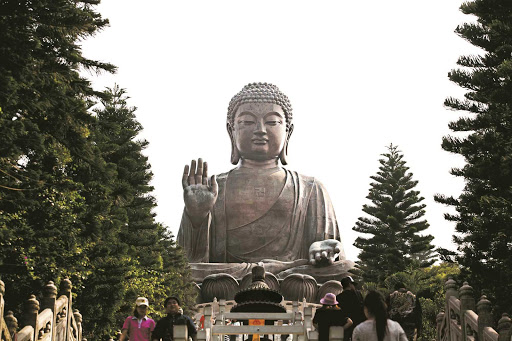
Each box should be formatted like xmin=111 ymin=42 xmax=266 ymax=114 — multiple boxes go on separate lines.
xmin=227 ymin=83 xmax=294 ymax=165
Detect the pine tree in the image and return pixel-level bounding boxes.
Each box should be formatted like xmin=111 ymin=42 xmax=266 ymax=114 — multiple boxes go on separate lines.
xmin=0 ymin=2 xmax=195 ymax=338
xmin=354 ymin=144 xmax=435 ymax=284
xmin=78 ymin=86 xmax=196 ymax=338
xmin=435 ymin=0 xmax=512 ymax=317
xmin=0 ymin=0 xmax=115 ymax=311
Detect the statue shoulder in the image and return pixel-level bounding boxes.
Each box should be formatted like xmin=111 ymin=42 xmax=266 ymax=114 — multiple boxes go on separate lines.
xmin=284 ymin=169 xmax=317 ymax=187
xmin=289 ymin=170 xmax=331 ymax=193
xmin=215 ymin=171 xmax=230 ymax=185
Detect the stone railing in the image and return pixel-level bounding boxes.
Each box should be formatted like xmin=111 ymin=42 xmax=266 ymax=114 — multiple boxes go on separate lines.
xmin=181 ymin=298 xmax=343 ymax=341
xmin=436 ymin=278 xmax=511 ymax=341
xmin=0 ymin=279 xmax=84 ymax=341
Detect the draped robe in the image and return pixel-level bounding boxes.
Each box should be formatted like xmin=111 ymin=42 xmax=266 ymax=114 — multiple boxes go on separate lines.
xmin=177 ymin=169 xmax=348 ymax=281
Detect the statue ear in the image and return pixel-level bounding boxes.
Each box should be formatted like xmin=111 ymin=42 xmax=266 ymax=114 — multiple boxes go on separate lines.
xmin=227 ymin=122 xmax=240 ymax=165
xmin=279 ymin=124 xmax=294 ymax=165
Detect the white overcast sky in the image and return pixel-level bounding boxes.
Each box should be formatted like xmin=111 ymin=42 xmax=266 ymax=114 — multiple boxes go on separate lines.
xmin=81 ymin=0 xmax=481 ymax=261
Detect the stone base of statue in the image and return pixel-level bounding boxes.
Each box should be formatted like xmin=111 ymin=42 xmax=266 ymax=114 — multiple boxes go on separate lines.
xmin=192 ymin=259 xmax=355 ymax=304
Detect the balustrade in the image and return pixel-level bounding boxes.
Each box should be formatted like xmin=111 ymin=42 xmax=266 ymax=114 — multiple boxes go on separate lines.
xmin=437 ymin=279 xmax=512 ymax=341
xmin=0 ymin=279 xmax=83 ymax=341
xmin=189 ymin=297 xmax=348 ymax=341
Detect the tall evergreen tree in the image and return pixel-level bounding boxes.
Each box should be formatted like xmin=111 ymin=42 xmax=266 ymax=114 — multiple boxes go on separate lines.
xmin=435 ymin=0 xmax=512 ymax=317
xmin=354 ymin=144 xmax=435 ymax=284
xmin=0 ymin=0 xmax=115 ymax=308
xmin=78 ymin=86 xmax=195 ymax=339
xmin=0 ymin=2 xmax=195 ymax=339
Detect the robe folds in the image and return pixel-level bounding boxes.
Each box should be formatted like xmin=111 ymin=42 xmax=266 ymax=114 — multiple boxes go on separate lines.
xmin=177 ymin=169 xmax=345 ymax=265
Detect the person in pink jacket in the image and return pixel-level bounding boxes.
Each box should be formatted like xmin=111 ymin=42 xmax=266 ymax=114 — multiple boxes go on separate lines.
xmin=120 ymin=297 xmax=156 ymax=341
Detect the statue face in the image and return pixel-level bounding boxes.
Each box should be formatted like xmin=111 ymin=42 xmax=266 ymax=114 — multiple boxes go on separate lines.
xmin=232 ymin=102 xmax=287 ymax=161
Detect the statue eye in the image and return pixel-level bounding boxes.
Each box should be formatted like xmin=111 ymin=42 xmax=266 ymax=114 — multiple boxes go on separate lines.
xmin=266 ymin=120 xmax=281 ymax=126
xmin=238 ymin=120 xmax=254 ymax=126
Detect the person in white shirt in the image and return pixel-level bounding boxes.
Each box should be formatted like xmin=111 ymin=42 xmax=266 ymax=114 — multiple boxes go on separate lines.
xmin=352 ymin=291 xmax=408 ymax=341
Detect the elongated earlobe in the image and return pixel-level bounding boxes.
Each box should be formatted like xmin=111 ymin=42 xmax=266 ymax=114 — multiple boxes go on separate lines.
xmin=279 ymin=124 xmax=293 ymax=165
xmin=279 ymin=142 xmax=288 ymax=165
xmin=231 ymin=142 xmax=240 ymax=165
xmin=227 ymin=123 xmax=240 ymax=165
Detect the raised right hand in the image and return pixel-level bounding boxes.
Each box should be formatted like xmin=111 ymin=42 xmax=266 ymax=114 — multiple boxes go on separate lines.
xmin=182 ymin=158 xmax=218 ymax=225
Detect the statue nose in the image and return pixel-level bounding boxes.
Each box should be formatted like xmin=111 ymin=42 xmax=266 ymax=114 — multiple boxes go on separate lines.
xmin=254 ymin=120 xmax=267 ymax=134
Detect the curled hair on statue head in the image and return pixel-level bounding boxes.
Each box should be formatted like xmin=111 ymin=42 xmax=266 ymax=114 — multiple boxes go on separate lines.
xmin=227 ymin=82 xmax=293 ymax=131
xmin=364 ymin=290 xmax=388 ymax=341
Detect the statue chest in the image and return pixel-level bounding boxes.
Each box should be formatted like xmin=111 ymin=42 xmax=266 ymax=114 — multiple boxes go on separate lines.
xmin=224 ymin=170 xmax=287 ymax=228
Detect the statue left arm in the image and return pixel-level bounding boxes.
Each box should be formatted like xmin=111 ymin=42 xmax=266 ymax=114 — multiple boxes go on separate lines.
xmin=304 ymin=178 xmax=345 ymax=265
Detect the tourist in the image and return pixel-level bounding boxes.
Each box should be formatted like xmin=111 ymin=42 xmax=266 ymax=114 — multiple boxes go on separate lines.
xmin=352 ymin=291 xmax=408 ymax=341
xmin=336 ymin=276 xmax=366 ymax=341
xmin=152 ymin=296 xmax=197 ymax=341
xmin=313 ymin=293 xmax=352 ymax=341
xmin=387 ymin=283 xmax=422 ymax=341
xmin=120 ymin=297 xmax=156 ymax=341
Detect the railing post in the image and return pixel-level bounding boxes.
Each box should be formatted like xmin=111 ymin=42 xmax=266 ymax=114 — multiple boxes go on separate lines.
xmin=74 ymin=309 xmax=83 ymax=341
xmin=198 ymin=304 xmax=212 ymax=341
xmin=497 ymin=314 xmax=511 ymax=341
xmin=292 ymin=301 xmax=301 ymax=341
xmin=459 ymin=282 xmax=475 ymax=341
xmin=60 ymin=278 xmax=72 ymax=341
xmin=445 ymin=278 xmax=459 ymax=304
xmin=41 ymin=281 xmax=58 ymax=310
xmin=303 ymin=306 xmax=313 ymax=331
xmin=0 ymin=279 xmax=5 ymax=341
xmin=218 ymin=300 xmax=226 ymax=341
xmin=437 ymin=311 xmax=445 ymax=341
xmin=22 ymin=294 xmax=39 ymax=340
xmin=41 ymin=280 xmax=58 ymax=340
xmin=219 ymin=299 xmax=226 ymax=325
xmin=476 ymin=295 xmax=493 ymax=341
xmin=329 ymin=326 xmax=344 ymax=341
xmin=5 ymin=311 xmax=18 ymax=340
xmin=204 ymin=305 xmax=213 ymax=329
xmin=174 ymin=325 xmax=188 ymax=341
xmin=445 ymin=278 xmax=459 ymax=341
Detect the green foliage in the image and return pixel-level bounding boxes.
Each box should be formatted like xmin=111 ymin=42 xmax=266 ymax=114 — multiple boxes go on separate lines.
xmin=76 ymin=86 xmax=196 ymax=339
xmin=0 ymin=0 xmax=114 ymax=315
xmin=0 ymin=2 xmax=195 ymax=339
xmin=435 ymin=0 xmax=512 ymax=320
xmin=353 ymin=144 xmax=436 ymax=285
xmin=362 ymin=263 xmax=460 ymax=341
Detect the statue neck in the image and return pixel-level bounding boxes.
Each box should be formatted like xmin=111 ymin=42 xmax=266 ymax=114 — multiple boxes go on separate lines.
xmin=238 ymin=158 xmax=280 ymax=169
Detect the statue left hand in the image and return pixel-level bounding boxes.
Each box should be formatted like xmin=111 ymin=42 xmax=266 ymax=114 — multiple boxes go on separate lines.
xmin=308 ymin=239 xmax=342 ymax=266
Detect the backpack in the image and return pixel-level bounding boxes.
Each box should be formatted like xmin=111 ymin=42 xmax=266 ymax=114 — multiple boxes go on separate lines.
xmin=389 ymin=290 xmax=416 ymax=321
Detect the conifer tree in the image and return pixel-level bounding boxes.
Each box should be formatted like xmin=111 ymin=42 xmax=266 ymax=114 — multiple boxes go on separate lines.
xmin=354 ymin=144 xmax=435 ymax=284
xmin=0 ymin=0 xmax=115 ymax=310
xmin=435 ymin=0 xmax=512 ymax=317
xmin=79 ymin=86 xmax=195 ymax=338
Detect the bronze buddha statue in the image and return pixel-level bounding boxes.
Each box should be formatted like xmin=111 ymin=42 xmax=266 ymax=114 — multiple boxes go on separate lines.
xmin=177 ymin=83 xmax=353 ymax=284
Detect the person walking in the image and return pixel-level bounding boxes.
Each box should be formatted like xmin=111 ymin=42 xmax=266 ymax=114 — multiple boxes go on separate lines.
xmin=152 ymin=296 xmax=197 ymax=341
xmin=352 ymin=291 xmax=408 ymax=341
xmin=313 ymin=293 xmax=353 ymax=341
xmin=120 ymin=297 xmax=156 ymax=341
xmin=387 ymin=283 xmax=422 ymax=341
xmin=336 ymin=276 xmax=366 ymax=341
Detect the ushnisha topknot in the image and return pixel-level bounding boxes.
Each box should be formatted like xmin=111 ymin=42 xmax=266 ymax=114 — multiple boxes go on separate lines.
xmin=227 ymin=82 xmax=293 ymax=130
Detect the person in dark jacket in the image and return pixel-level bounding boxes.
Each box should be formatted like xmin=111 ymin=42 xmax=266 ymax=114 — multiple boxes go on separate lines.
xmin=313 ymin=293 xmax=353 ymax=341
xmin=152 ymin=296 xmax=197 ymax=341
xmin=387 ymin=283 xmax=422 ymax=341
xmin=336 ymin=276 xmax=366 ymax=341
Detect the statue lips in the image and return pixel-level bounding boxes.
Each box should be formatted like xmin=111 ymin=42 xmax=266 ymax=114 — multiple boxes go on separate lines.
xmin=252 ymin=138 xmax=268 ymax=145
